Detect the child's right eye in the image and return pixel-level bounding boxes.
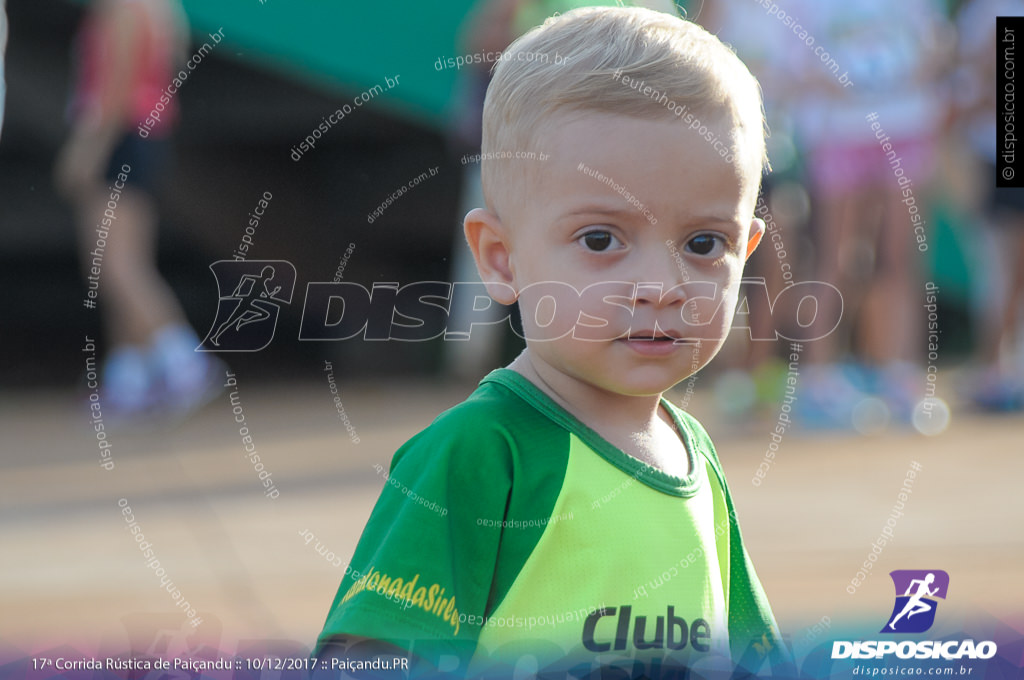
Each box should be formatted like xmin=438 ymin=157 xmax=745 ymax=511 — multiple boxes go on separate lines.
xmin=578 ymin=230 xmax=623 ymax=252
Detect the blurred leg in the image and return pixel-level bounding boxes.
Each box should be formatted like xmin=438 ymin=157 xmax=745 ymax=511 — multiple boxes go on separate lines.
xmin=992 ymin=226 xmax=1024 ymax=362
xmin=76 ymin=185 xmax=187 ymax=345
xmin=970 ymin=221 xmax=1024 ymax=411
xmin=858 ymin=186 xmax=920 ymax=365
xmin=808 ymin=189 xmax=861 ymax=364
xmin=75 ymin=183 xmax=218 ymax=415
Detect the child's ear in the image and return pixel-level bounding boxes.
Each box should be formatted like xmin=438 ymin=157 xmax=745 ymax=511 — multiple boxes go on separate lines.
xmin=464 ymin=208 xmax=518 ymax=304
xmin=744 ymin=217 xmax=766 ymax=261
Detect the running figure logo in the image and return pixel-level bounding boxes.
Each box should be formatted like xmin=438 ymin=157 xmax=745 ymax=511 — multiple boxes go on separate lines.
xmin=881 ymin=570 xmax=949 ymax=633
xmin=198 ymin=260 xmax=296 ymax=352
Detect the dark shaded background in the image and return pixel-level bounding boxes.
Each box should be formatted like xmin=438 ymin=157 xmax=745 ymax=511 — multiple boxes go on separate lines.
xmin=1 ymin=0 xmax=469 ymax=387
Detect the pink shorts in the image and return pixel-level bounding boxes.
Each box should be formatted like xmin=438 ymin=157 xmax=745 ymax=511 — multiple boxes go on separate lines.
xmin=809 ymin=137 xmax=934 ymax=198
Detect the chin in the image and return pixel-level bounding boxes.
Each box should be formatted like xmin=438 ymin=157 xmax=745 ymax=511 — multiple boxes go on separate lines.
xmin=600 ymin=373 xmax=693 ymax=398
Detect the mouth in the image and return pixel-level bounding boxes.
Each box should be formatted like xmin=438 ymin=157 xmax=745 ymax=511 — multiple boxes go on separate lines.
xmin=617 ymin=331 xmax=695 ymax=356
xmin=624 ymin=331 xmax=692 ymax=344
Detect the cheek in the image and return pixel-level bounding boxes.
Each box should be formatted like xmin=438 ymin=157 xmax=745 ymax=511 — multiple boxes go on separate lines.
xmin=517 ymin=282 xmax=583 ymax=342
xmin=680 ymin=272 xmax=742 ymax=334
xmin=706 ymin=281 xmax=743 ymax=336
xmin=575 ymin=282 xmax=635 ymax=340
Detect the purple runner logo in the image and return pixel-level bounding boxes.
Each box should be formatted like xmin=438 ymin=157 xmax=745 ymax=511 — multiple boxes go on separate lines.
xmin=198 ymin=260 xmax=296 ymax=352
xmin=881 ymin=570 xmax=949 ymax=634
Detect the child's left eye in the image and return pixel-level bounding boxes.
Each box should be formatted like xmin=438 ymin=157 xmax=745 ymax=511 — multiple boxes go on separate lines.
xmin=578 ymin=230 xmax=623 ymax=252
xmin=685 ymin=233 xmax=726 ymax=257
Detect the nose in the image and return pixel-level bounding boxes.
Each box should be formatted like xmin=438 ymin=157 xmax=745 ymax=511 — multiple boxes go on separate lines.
xmin=633 ymin=243 xmax=688 ymax=307
xmin=634 ymin=282 xmax=681 ymax=307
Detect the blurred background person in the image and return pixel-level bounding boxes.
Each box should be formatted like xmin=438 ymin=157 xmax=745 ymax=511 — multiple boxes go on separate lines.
xmin=956 ymin=0 xmax=1024 ymax=411
xmin=54 ymin=0 xmax=220 ymax=420
xmin=785 ymin=0 xmax=952 ymax=429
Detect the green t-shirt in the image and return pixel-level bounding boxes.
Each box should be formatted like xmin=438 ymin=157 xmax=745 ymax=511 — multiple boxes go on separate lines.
xmin=316 ymin=369 xmax=786 ymax=676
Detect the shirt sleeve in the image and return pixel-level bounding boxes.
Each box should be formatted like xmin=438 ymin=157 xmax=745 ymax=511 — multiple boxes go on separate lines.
xmin=314 ymin=400 xmax=515 ymax=669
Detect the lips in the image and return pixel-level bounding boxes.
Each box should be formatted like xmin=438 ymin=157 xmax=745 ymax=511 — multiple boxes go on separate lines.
xmin=625 ymin=330 xmax=691 ymax=343
xmin=617 ymin=330 xmax=695 ymax=356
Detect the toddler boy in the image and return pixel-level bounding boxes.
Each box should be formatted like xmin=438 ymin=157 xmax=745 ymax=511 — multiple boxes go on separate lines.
xmin=316 ymin=6 xmax=787 ymax=677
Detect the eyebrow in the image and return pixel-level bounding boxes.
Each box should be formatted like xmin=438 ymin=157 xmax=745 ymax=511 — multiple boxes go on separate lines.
xmin=560 ymin=206 xmax=641 ymax=220
xmin=688 ymin=215 xmax=745 ymax=231
xmin=561 ymin=206 xmax=743 ymax=230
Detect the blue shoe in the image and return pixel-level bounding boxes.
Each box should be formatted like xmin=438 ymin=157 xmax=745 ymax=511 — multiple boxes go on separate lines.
xmin=100 ymin=346 xmax=159 ymax=421
xmin=794 ymin=364 xmax=867 ymax=430
xmin=148 ymin=325 xmax=228 ymax=419
xmin=875 ymin=361 xmax=925 ymax=425
xmin=971 ymin=370 xmax=1024 ymax=412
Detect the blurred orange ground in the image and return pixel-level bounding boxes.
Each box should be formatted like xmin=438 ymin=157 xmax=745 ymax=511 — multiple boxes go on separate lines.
xmin=2 ymin=374 xmax=1023 ymax=658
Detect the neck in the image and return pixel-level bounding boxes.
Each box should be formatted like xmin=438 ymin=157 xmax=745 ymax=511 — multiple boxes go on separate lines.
xmin=508 ymin=349 xmax=666 ymax=433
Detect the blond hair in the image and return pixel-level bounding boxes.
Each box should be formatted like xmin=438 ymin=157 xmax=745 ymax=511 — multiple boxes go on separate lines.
xmin=480 ymin=6 xmax=766 ymax=218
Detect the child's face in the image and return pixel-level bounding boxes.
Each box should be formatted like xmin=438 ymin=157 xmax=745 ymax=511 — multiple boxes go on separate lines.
xmin=474 ymin=111 xmax=764 ymax=397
